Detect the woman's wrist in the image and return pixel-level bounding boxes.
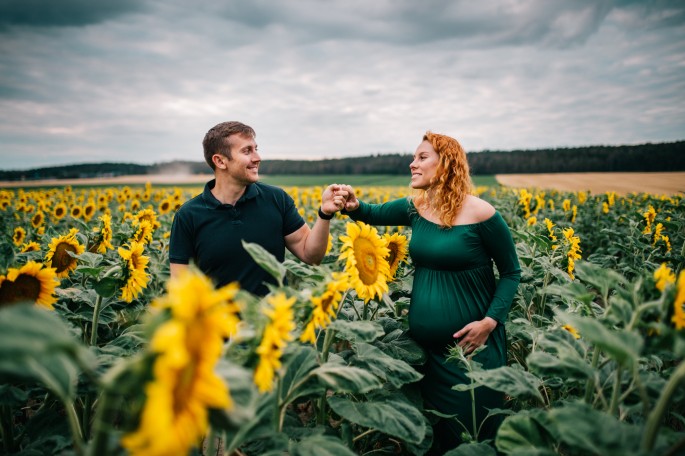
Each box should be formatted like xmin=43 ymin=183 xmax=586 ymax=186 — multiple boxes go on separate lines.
xmin=483 ymin=316 xmax=498 ymax=330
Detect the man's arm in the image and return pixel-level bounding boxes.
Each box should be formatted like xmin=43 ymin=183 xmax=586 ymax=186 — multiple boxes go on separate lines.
xmin=284 ymin=184 xmax=347 ymax=265
xmin=170 ymin=262 xmax=189 ymax=279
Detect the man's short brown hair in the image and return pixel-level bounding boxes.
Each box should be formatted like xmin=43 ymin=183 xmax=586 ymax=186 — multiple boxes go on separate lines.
xmin=202 ymin=121 xmax=256 ymax=170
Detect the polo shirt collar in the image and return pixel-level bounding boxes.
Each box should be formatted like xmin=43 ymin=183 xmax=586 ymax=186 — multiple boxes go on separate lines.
xmin=202 ymin=179 xmax=260 ymax=209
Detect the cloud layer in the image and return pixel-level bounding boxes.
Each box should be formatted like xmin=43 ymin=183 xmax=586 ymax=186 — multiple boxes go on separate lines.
xmin=1 ymin=0 xmax=683 ymax=170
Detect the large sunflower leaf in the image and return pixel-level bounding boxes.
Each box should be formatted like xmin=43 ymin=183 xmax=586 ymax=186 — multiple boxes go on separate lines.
xmin=327 ymin=396 xmax=426 ymax=444
xmin=289 ymin=434 xmax=357 ymax=456
xmin=242 ymin=240 xmax=286 ymax=285
xmin=495 ymin=412 xmax=557 ymax=455
xmin=443 ymin=442 xmax=497 ymax=456
xmin=0 ymin=304 xmax=95 ymax=401
xmin=351 ymin=342 xmax=422 ymax=388
xmin=466 ymin=366 xmax=544 ymax=404
xmin=279 ymin=345 xmax=324 ymax=403
xmin=328 ymin=319 xmax=384 ymax=343
xmin=312 ymin=363 xmax=382 ymax=394
xmin=556 ymin=311 xmax=643 ymax=367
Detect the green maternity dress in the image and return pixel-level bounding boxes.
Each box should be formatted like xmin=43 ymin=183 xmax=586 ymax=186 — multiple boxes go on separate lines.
xmin=347 ymin=198 xmax=521 ymax=451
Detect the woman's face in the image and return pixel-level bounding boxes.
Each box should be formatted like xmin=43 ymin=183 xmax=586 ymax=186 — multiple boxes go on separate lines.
xmin=409 ymin=140 xmax=439 ymax=190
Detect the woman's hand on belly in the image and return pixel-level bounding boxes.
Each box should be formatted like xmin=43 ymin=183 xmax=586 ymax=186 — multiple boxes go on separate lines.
xmin=453 ymin=317 xmax=498 ymax=355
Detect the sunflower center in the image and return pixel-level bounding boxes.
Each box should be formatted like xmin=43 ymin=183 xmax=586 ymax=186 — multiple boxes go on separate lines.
xmin=321 ymin=294 xmax=334 ymax=313
xmin=353 ymin=238 xmax=379 ymax=285
xmin=0 ymin=274 xmax=41 ymax=306
xmin=131 ymin=253 xmax=143 ymax=269
xmin=387 ymin=244 xmax=398 ymax=266
xmin=173 ymin=361 xmax=197 ymax=414
xmin=53 ymin=242 xmax=78 ymax=273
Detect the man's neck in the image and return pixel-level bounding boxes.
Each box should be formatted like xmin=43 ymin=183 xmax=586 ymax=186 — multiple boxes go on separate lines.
xmin=211 ymin=175 xmax=249 ymax=206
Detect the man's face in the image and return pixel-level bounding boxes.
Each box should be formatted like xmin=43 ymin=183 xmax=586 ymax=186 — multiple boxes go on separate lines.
xmin=220 ymin=133 xmax=261 ymax=184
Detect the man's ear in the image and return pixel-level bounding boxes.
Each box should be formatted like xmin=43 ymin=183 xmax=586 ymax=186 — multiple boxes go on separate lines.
xmin=212 ymin=154 xmax=227 ymax=169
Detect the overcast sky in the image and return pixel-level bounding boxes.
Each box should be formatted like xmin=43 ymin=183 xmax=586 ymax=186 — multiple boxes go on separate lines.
xmin=0 ymin=0 xmax=683 ymax=171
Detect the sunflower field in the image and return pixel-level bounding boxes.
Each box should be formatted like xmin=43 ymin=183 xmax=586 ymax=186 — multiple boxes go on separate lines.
xmin=0 ymin=182 xmax=683 ymax=455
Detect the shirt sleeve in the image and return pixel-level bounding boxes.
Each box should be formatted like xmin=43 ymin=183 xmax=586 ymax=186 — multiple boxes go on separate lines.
xmin=345 ymin=198 xmax=412 ymax=226
xmin=478 ymin=212 xmax=521 ymax=324
xmin=169 ymin=209 xmax=193 ymax=264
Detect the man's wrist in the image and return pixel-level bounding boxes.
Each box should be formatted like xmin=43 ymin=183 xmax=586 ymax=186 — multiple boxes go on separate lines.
xmin=318 ymin=207 xmax=334 ymax=220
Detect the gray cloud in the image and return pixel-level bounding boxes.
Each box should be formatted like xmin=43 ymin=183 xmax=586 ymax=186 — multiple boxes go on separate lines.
xmin=0 ymin=0 xmax=143 ymax=28
xmin=0 ymin=0 xmax=683 ymax=170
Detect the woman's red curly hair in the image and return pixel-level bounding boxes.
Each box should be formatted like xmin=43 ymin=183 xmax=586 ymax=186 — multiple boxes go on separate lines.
xmin=414 ymin=131 xmax=473 ymax=228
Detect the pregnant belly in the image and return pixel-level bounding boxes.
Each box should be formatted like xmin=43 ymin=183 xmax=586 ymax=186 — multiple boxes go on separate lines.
xmin=408 ymin=268 xmax=492 ymax=350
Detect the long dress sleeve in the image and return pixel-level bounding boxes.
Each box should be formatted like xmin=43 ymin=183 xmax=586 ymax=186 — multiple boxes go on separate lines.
xmin=478 ymin=212 xmax=521 ymax=324
xmin=345 ymin=198 xmax=412 ymax=226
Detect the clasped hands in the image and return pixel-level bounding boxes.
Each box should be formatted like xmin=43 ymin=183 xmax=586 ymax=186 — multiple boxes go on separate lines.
xmin=320 ymin=184 xmax=360 ymax=216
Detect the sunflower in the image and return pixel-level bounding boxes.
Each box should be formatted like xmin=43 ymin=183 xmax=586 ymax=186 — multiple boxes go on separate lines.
xmin=12 ymin=227 xmax=26 ymax=246
xmin=338 ymin=221 xmax=390 ymax=302
xmin=0 ymin=261 xmax=59 ymax=309
xmin=133 ymin=219 xmax=154 ymax=245
xmin=562 ymin=227 xmax=582 ymax=281
xmin=83 ymin=200 xmax=96 ymax=222
xmin=382 ymin=232 xmax=408 ymax=280
xmin=325 ymin=233 xmax=333 ymax=255
xmin=135 ymin=208 xmax=161 ymax=229
xmin=92 ymin=214 xmax=114 ymax=254
xmin=562 ymin=324 xmax=580 ymax=339
xmin=654 ymin=263 xmax=676 ymax=292
xmin=254 ymin=293 xmax=296 ymax=392
xmin=45 ymin=228 xmax=85 ymax=278
xmin=158 ymin=198 xmax=172 ymax=215
xmin=20 ymin=241 xmax=41 ymax=253
xmin=31 ymin=211 xmax=45 ymax=229
xmin=300 ymin=272 xmax=348 ymax=344
xmin=122 ymin=269 xmax=239 ymax=456
xmin=118 ymin=242 xmax=150 ymax=303
xmin=70 ymin=205 xmax=83 ymax=219
xmin=53 ymin=202 xmax=67 ymax=220
xmin=672 ymin=271 xmax=685 ymax=330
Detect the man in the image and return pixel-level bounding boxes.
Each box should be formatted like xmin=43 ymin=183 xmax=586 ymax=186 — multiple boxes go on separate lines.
xmin=169 ymin=121 xmax=346 ymax=295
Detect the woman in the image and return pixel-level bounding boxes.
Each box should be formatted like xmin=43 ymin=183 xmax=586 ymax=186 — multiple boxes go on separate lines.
xmin=341 ymin=132 xmax=521 ymax=452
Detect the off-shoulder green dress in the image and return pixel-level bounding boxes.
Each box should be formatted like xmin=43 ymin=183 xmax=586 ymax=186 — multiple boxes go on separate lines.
xmin=347 ymin=198 xmax=521 ymax=450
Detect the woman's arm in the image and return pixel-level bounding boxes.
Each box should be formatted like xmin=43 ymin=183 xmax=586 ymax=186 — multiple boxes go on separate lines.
xmin=340 ymin=185 xmax=412 ymax=226
xmin=480 ymin=212 xmax=522 ymax=324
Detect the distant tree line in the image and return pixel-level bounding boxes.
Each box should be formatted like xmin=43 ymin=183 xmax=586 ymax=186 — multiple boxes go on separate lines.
xmin=1 ymin=141 xmax=683 ymax=181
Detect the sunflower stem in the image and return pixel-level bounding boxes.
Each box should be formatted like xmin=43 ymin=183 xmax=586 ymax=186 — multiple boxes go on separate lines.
xmin=585 ymin=346 xmax=601 ymax=404
xmin=608 ymin=365 xmax=623 ymax=416
xmin=0 ymin=405 xmax=15 ymax=454
xmin=205 ymin=428 xmax=218 ymax=456
xmin=641 ymin=359 xmax=685 ymax=453
xmin=89 ymin=295 xmax=103 ymax=347
xmin=87 ymin=390 xmax=112 ymax=456
xmin=317 ymin=328 xmax=336 ymax=425
xmin=88 ymin=265 xmax=120 ymax=347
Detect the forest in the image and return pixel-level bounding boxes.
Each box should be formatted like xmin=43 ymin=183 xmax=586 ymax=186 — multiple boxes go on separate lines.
xmin=1 ymin=140 xmax=683 ymax=181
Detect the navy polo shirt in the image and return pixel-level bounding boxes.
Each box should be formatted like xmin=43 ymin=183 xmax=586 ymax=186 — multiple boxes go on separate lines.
xmin=169 ymin=179 xmax=305 ymax=295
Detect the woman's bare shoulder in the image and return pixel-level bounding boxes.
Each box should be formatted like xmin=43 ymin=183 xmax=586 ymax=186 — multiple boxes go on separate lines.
xmin=465 ymin=195 xmax=496 ymax=223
